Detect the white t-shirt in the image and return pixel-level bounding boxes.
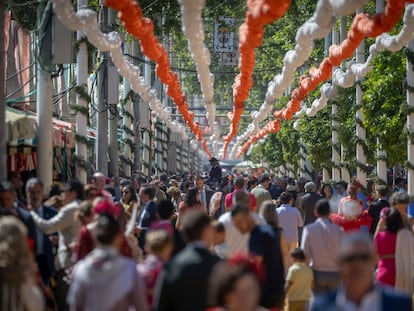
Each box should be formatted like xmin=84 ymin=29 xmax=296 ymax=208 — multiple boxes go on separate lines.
xmin=218 ymin=212 xmax=264 ymax=256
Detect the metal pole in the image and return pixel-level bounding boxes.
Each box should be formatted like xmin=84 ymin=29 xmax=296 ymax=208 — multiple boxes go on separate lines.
xmin=331 ymin=26 xmax=341 ymax=181
xmin=0 ymin=6 xmax=7 ymax=181
xmin=107 ymin=8 xmax=118 ymax=179
xmin=122 ymin=41 xmax=132 ymax=178
xmin=75 ymin=0 xmax=88 ymax=184
xmin=96 ymin=1 xmax=108 ymax=175
xmin=36 ymin=8 xmax=53 ymax=192
xmin=340 ymin=16 xmax=350 ymax=183
xmin=131 ymin=40 xmax=140 ymax=174
xmin=356 ymin=8 xmax=367 ymax=187
xmin=144 ymin=56 xmax=152 ymax=176
xmin=376 ymin=0 xmax=388 ymax=185
xmin=407 ymin=34 xmax=414 ymax=196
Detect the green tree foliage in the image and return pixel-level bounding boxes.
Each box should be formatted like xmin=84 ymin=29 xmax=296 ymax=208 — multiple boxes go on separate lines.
xmin=296 ymin=105 xmax=332 ymax=173
xmin=361 ymin=50 xmax=407 ymax=166
xmin=8 ymin=0 xmax=38 ymax=31
xmin=12 ymin=0 xmax=411 ymax=174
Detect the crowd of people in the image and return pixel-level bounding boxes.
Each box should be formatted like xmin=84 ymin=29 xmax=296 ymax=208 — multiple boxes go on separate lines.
xmin=0 ymin=167 xmax=413 ymax=311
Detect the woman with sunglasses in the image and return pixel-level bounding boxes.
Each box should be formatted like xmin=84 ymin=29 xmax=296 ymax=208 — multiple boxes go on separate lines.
xmin=121 ymin=185 xmax=138 ymax=221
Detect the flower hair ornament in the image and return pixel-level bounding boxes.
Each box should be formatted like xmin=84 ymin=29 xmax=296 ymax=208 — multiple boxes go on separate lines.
xmin=93 ymin=201 xmax=122 ymax=218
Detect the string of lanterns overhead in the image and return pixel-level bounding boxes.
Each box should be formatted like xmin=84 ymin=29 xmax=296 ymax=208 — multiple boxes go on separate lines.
xmin=294 ymin=4 xmax=414 ymax=129
xmin=230 ymin=0 xmax=368 ymax=159
xmin=52 ymin=0 xmax=192 ymax=144
xmin=53 ymin=0 xmax=414 ymax=161
xmin=222 ymin=0 xmax=292 ymax=159
xmin=106 ymin=0 xmax=205 ymax=144
xmin=238 ymin=0 xmax=408 ymax=157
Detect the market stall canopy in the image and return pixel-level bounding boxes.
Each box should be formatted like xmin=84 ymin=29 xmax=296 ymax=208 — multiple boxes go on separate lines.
xmin=6 ymin=106 xmax=75 ymax=148
xmin=234 ymin=160 xmax=261 ymax=169
xmin=6 ymin=106 xmax=36 ymax=145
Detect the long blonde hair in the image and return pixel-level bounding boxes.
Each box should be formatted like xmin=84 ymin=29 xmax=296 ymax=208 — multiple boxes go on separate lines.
xmin=0 ymin=216 xmax=37 ymax=310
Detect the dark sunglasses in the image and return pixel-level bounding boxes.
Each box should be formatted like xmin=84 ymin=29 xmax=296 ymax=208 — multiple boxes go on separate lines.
xmin=340 ymin=253 xmax=372 ymax=263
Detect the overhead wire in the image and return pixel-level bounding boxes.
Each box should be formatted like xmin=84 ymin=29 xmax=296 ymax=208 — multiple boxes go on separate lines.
xmin=6 ymin=62 xmax=35 ymax=81
xmin=5 ymin=73 xmax=36 ymax=99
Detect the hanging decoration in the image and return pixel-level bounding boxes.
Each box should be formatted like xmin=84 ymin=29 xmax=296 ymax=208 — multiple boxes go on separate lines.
xmin=273 ymin=0 xmax=405 ymax=120
xmin=237 ymin=0 xmax=406 ymax=157
xmin=52 ymin=0 xmax=196 ymax=148
xmin=202 ymin=139 xmax=212 ymax=159
xmin=294 ymin=4 xmax=414 ymax=126
xmin=230 ymin=0 xmax=368 ymax=158
xmin=222 ymin=0 xmax=292 ymax=159
xmin=105 ymin=0 xmax=204 ymax=142
xmin=210 ymin=122 xmax=220 ymax=157
xmin=236 ymin=120 xmax=280 ymax=157
xmin=178 ymin=0 xmax=216 ymax=128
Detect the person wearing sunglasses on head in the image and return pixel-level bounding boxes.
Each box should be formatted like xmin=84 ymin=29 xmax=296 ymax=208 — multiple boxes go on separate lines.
xmin=311 ymin=232 xmax=412 ymax=311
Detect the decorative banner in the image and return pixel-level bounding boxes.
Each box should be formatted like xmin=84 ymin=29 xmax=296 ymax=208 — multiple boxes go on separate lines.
xmin=214 ymin=17 xmax=235 ymax=53
xmin=293 ymin=4 xmax=414 ymax=127
xmin=178 ymin=0 xmax=216 ymax=133
xmin=52 ymin=0 xmax=192 ymax=145
xmin=222 ymin=0 xmax=292 ymax=159
xmin=221 ymin=34 xmax=239 ymax=66
xmin=231 ymin=0 xmax=368 ymax=159
xmin=106 ymin=0 xmax=205 ymax=142
xmin=238 ymin=0 xmax=407 ymax=157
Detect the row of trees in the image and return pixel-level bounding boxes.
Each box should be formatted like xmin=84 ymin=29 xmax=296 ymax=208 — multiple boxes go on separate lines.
xmin=117 ymin=0 xmax=410 ymax=178
xmin=9 ymin=0 xmax=409 ymax=178
xmin=252 ymin=2 xmax=407 ymax=179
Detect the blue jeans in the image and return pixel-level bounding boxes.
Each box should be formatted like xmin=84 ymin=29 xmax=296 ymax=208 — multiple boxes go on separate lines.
xmin=312 ymin=270 xmax=341 ymax=295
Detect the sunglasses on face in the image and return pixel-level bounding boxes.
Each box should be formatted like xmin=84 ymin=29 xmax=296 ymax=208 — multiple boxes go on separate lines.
xmin=340 ymin=253 xmax=372 ymax=263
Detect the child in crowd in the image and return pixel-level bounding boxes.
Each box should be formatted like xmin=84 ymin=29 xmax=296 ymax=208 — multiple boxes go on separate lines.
xmin=211 ymin=220 xmax=229 ymax=259
xmin=138 ymin=228 xmax=174 ymax=307
xmin=284 ymin=248 xmax=313 ymax=311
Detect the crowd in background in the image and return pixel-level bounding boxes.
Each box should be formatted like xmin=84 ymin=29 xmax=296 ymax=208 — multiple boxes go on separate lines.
xmin=0 ymin=164 xmax=413 ymax=311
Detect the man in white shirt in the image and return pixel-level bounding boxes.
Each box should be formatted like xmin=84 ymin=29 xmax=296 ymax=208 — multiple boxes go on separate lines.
xmin=219 ymin=190 xmax=264 ymax=256
xmin=30 ymin=179 xmax=84 ymax=311
xmin=301 ymin=199 xmax=343 ymax=295
xmin=276 ymin=192 xmax=304 ymax=257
